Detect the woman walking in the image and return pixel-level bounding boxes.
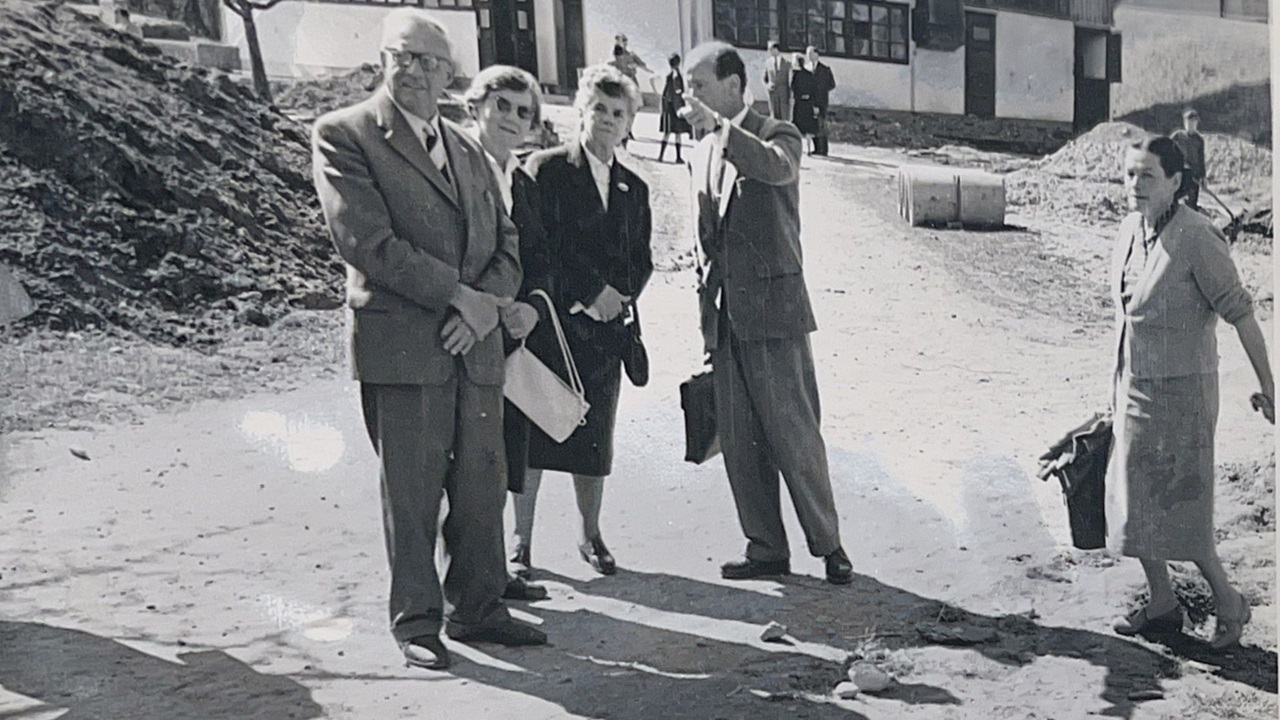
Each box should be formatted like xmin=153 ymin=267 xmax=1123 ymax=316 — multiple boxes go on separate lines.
xmin=653 ymin=52 xmax=691 ymax=164
xmin=1106 ymin=136 xmax=1273 ymax=649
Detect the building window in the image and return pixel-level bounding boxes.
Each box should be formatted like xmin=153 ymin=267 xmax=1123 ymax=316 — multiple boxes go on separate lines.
xmin=714 ymin=0 xmax=908 ymax=63
xmin=713 ymin=0 xmax=782 ymax=50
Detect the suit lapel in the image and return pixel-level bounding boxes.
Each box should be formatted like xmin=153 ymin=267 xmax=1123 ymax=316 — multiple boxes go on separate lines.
xmin=717 ymin=111 xmax=763 ymax=223
xmin=374 ymin=89 xmax=459 ymax=208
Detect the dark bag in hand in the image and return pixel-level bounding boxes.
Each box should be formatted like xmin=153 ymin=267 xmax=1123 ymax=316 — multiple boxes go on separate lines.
xmin=680 ymin=369 xmax=720 ymax=464
xmin=621 ymin=300 xmax=649 ymax=387
xmin=1038 ymin=413 xmax=1113 ymax=550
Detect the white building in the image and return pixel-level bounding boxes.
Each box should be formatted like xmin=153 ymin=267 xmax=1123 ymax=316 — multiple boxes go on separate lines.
xmin=212 ymin=0 xmax=1122 ymax=127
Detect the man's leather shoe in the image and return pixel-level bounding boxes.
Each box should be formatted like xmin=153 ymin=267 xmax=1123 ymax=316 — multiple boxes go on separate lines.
xmin=825 ymin=547 xmax=853 ymax=585
xmin=447 ymin=619 xmax=547 ymax=646
xmin=399 ymin=635 xmax=450 ymax=670
xmin=721 ymin=558 xmax=790 ymax=580
xmin=579 ymin=537 xmax=617 ymax=575
xmin=503 ymin=575 xmax=549 ymax=601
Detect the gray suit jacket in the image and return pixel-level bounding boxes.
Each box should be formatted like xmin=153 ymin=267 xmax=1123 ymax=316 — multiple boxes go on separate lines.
xmin=764 ymin=55 xmax=792 ymax=101
xmin=312 ymin=87 xmax=521 ymax=386
xmin=692 ymin=108 xmax=816 ymax=351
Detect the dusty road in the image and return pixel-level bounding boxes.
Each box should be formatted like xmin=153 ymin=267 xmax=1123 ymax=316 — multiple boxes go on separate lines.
xmin=1 ymin=111 xmax=1274 ymax=719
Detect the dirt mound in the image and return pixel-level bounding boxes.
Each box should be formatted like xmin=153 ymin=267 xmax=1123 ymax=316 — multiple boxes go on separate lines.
xmin=1033 ymin=122 xmax=1273 ymax=196
xmin=0 ymin=0 xmax=343 ymax=346
xmin=274 ymin=64 xmax=384 ymax=120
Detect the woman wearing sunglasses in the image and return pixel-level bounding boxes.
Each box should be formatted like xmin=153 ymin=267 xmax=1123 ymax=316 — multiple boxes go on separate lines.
xmin=463 ymin=65 xmax=554 ymax=602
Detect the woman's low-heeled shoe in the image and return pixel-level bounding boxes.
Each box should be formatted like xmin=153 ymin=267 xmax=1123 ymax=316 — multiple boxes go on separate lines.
xmin=1113 ymin=604 xmax=1184 ymax=636
xmin=1211 ymin=595 xmax=1252 ymax=650
xmin=579 ymin=537 xmax=617 ymax=575
xmin=509 ymin=545 xmax=532 ymax=580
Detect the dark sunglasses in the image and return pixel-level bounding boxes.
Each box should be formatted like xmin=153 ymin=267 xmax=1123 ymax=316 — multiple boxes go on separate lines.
xmin=494 ymin=95 xmax=534 ymax=121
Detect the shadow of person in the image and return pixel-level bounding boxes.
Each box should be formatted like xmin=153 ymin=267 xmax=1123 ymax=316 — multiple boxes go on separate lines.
xmin=492 ymin=567 xmax=1271 ymax=720
xmin=0 ymin=621 xmax=323 ymax=720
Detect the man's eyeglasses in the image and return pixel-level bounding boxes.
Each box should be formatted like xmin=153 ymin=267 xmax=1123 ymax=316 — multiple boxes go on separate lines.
xmin=384 ymin=48 xmax=452 ymax=73
xmin=493 ymin=96 xmax=534 ymax=121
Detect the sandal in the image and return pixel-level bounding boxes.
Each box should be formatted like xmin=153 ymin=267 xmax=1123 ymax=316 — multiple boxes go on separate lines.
xmin=1113 ymin=604 xmax=1184 ymax=636
xmin=1210 ymin=592 xmax=1252 ymax=650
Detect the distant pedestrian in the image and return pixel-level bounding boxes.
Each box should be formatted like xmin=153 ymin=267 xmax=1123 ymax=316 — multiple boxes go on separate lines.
xmin=763 ymin=41 xmax=791 ymax=121
xmin=807 ymin=46 xmax=835 ymax=156
xmin=1170 ymin=108 xmax=1207 ymax=210
xmin=790 ymin=55 xmax=818 ymax=152
xmin=653 ymin=53 xmax=691 ymax=163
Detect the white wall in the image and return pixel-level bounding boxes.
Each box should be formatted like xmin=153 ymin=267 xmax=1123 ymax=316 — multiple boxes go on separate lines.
xmin=913 ymin=47 xmax=966 ymax=115
xmin=993 ymin=11 xmax=1074 ymax=122
xmin=824 ymin=56 xmax=913 ymax=110
xmin=220 ymin=2 xmax=481 ymax=79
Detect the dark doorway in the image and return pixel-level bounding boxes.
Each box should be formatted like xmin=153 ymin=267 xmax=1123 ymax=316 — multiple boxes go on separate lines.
xmin=1073 ymin=27 xmax=1111 ymax=132
xmin=555 ymin=0 xmax=585 ymax=92
xmin=964 ymin=12 xmax=996 ymax=118
xmin=476 ymin=0 xmax=540 ymax=77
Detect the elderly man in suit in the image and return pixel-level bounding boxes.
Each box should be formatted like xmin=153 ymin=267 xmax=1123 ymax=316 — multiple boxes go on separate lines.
xmin=311 ymin=8 xmax=546 ymax=671
xmin=763 ymin=41 xmax=791 ymax=121
xmin=679 ymin=41 xmax=853 ymax=585
xmin=806 ymin=46 xmax=835 ymax=156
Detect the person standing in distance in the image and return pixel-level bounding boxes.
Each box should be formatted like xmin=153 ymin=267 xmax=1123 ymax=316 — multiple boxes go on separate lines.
xmin=678 ymin=41 xmax=853 ymax=585
xmin=311 ymin=9 xmax=546 ymax=671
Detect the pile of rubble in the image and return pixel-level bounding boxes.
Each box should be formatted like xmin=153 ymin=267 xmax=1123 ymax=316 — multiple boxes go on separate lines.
xmin=1007 ymin=122 xmax=1274 ymax=229
xmin=0 ymin=0 xmax=343 ymax=345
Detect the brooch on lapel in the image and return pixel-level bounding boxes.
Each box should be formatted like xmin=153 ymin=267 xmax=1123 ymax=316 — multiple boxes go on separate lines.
xmin=617 ymin=181 xmax=630 ymax=192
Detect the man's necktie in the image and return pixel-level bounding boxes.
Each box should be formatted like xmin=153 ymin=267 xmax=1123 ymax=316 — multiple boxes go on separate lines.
xmin=424 ymin=128 xmax=451 ymax=186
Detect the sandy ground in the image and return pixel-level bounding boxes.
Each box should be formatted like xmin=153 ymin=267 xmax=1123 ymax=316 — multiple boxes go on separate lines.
xmin=0 ymin=109 xmax=1274 ymax=719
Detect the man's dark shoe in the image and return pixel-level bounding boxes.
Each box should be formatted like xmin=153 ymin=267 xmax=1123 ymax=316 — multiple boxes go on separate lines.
xmin=825 ymin=547 xmax=853 ymax=585
xmin=447 ymin=619 xmax=547 ymax=646
xmin=721 ymin=558 xmax=790 ymax=580
xmin=579 ymin=537 xmax=617 ymax=575
xmin=399 ymin=635 xmax=450 ymax=670
xmin=503 ymin=575 xmax=549 ymax=601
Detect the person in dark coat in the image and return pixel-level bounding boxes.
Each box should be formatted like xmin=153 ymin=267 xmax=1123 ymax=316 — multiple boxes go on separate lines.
xmin=654 ymin=52 xmax=691 ymax=163
xmin=790 ymin=55 xmax=818 ymax=148
xmin=510 ymin=64 xmax=653 ymax=578
xmin=463 ymin=63 xmax=554 ymax=603
xmin=807 ymin=46 xmax=835 ymax=156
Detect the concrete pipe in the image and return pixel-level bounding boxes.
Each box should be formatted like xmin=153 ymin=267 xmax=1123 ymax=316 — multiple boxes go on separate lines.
xmin=898 ymin=165 xmax=1006 ymax=229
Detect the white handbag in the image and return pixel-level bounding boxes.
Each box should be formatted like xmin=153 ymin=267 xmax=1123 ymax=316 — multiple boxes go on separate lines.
xmin=504 ymin=289 xmax=590 ymax=443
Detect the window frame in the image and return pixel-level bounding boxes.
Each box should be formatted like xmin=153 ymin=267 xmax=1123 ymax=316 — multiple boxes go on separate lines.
xmin=295 ymin=0 xmax=475 ymax=9
xmin=712 ymin=0 xmax=910 ymax=65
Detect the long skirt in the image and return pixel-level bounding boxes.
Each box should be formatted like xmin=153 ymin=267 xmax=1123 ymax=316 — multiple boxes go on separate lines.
xmin=1106 ymin=371 xmax=1218 ymax=561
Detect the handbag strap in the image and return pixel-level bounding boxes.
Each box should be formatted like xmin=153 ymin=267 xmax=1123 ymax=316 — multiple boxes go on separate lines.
xmin=527 ymin=289 xmax=586 ymax=397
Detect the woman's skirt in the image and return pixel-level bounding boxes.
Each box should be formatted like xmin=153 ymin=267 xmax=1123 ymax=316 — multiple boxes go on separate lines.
xmin=1106 ymin=371 xmax=1218 ymax=561
xmin=792 ymin=98 xmax=818 ymax=135
xmin=660 ymin=99 xmax=691 ymax=135
xmin=526 ymin=360 xmax=622 ymax=478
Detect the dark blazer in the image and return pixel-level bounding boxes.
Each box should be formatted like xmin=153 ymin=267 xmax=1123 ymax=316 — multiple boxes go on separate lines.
xmin=811 ymin=62 xmax=836 ymax=112
xmin=524 ymin=142 xmax=653 ymax=377
xmin=312 ymin=87 xmax=521 ymax=386
xmin=693 ymin=109 xmax=815 ymax=351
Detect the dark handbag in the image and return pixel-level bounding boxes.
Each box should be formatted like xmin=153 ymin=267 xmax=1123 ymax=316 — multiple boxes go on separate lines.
xmin=621 ymin=300 xmax=649 ymax=387
xmin=679 ymin=369 xmax=720 ymax=464
xmin=1038 ymin=413 xmax=1113 ymax=550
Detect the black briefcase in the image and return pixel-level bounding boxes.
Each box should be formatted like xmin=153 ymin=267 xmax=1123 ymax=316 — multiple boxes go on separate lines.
xmin=679 ymin=369 xmax=720 ymax=464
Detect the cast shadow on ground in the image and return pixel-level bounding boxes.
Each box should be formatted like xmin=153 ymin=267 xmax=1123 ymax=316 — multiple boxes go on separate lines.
xmin=450 ymin=566 xmax=1273 ymax=720
xmin=1119 ymin=81 xmax=1271 ymax=146
xmin=0 ymin=621 xmax=323 ymax=720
